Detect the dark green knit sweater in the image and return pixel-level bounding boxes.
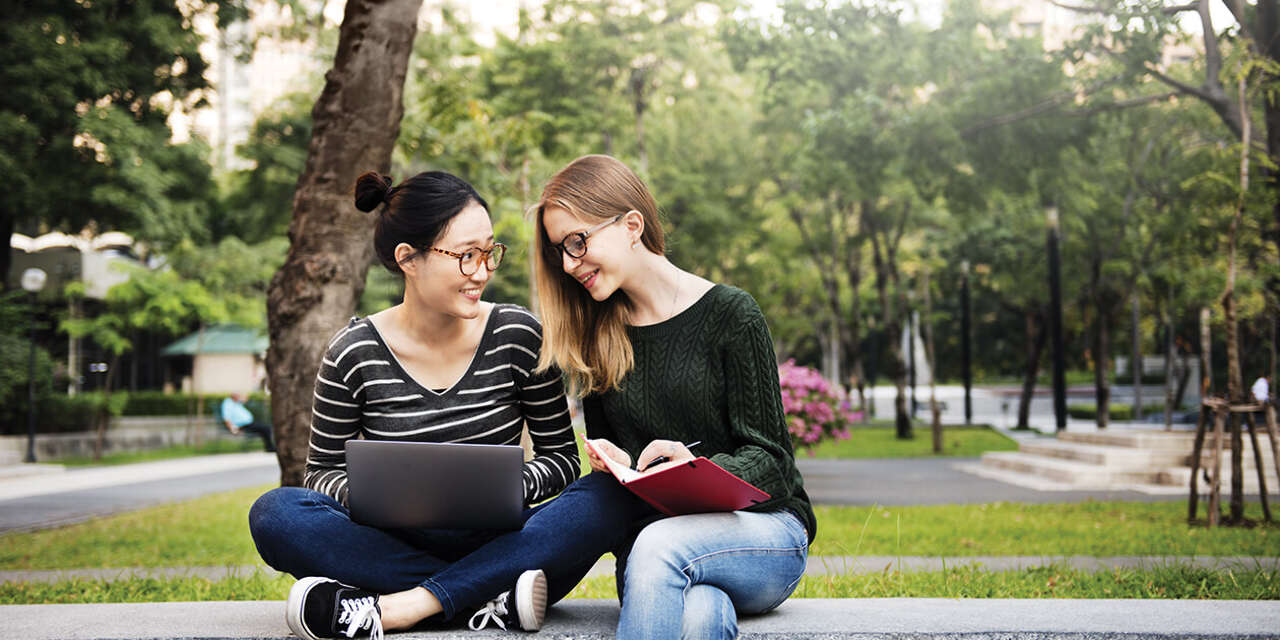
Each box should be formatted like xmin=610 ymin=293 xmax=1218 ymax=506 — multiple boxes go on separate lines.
xmin=582 ymin=284 xmax=817 ymax=542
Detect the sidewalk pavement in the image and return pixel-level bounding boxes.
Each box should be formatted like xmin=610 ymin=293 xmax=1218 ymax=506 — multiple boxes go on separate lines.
xmin=0 ymin=453 xmax=278 ymax=533
xmin=8 ymin=598 xmax=1279 ymax=639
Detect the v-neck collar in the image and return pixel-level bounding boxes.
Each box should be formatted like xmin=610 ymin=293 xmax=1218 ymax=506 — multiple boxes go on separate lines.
xmin=364 ymin=305 xmax=499 ymax=398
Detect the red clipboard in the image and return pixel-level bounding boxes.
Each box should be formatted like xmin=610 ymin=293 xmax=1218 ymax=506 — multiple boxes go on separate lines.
xmin=583 ymin=437 xmax=771 ymax=516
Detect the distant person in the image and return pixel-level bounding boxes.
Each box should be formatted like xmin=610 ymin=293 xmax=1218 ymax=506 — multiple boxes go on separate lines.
xmin=1252 ymin=375 xmax=1269 ymax=405
xmin=220 ymin=392 xmax=275 ymax=452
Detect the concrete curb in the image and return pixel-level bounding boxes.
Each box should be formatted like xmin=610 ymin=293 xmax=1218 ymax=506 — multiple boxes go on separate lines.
xmin=7 ymin=598 xmax=1279 ymax=639
xmin=5 ymin=556 xmax=1278 ymax=584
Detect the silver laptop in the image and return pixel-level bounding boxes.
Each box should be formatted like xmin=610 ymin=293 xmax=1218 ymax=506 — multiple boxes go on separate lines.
xmin=345 ymin=440 xmax=524 ymax=530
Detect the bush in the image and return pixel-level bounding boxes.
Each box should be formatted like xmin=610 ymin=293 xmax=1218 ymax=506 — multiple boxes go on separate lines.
xmin=778 ymin=360 xmax=860 ymax=453
xmin=1 ymin=392 xmax=128 ymax=436
xmin=1067 ymin=403 xmax=1169 ymax=421
xmin=1 ymin=392 xmax=272 ymax=435
xmin=1113 ymin=372 xmax=1168 ymax=385
xmin=120 ymin=392 xmax=270 ymax=417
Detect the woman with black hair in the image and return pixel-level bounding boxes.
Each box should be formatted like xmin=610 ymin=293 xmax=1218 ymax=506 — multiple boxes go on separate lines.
xmin=248 ymin=170 xmax=649 ymax=639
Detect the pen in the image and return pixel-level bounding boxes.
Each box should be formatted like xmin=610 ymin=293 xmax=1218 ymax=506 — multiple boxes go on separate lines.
xmin=639 ymin=441 xmax=701 ymax=471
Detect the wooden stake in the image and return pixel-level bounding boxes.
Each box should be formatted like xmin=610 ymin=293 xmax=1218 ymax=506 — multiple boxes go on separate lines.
xmin=1188 ymin=404 xmax=1209 ymax=522
xmin=1267 ymin=405 xmax=1280 ymax=498
xmin=1243 ymin=412 xmax=1272 ymax=522
xmin=1208 ymin=406 xmax=1227 ymax=527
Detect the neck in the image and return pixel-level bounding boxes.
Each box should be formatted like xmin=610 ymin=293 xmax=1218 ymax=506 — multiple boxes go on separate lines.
xmin=622 ymin=254 xmax=684 ymax=324
xmin=396 ymin=288 xmax=476 ymax=347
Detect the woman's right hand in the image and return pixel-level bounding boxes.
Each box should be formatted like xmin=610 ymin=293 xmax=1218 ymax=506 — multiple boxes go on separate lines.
xmin=585 ymin=437 xmax=631 ymax=472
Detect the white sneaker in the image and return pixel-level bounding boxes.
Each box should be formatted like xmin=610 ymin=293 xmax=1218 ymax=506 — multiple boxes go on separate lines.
xmin=467 ymin=569 xmax=548 ymax=631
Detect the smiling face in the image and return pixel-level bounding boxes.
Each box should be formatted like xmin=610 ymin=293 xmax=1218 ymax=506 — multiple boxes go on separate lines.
xmin=541 ymin=205 xmax=643 ymax=303
xmin=398 ymin=201 xmax=495 ymax=319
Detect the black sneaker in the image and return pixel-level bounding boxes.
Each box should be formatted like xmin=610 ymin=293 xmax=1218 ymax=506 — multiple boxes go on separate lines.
xmin=467 ymin=569 xmax=547 ymax=632
xmin=286 ymin=576 xmax=384 ymax=640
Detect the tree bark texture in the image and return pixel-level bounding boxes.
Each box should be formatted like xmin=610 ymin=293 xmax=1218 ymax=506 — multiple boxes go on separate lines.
xmin=266 ymin=0 xmax=424 ymax=487
xmin=1201 ymin=307 xmax=1213 ymax=396
xmin=1094 ymin=307 xmax=1111 ymax=429
xmin=1018 ymin=309 xmax=1047 ymax=430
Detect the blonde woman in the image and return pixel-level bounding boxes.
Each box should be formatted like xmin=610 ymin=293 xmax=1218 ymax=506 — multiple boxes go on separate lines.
xmin=533 ymin=155 xmax=815 ymax=639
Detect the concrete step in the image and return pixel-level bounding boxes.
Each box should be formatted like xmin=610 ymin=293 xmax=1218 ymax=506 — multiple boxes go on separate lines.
xmin=1017 ymin=440 xmax=1186 ymax=468
xmin=980 ymin=451 xmax=1157 ymax=486
xmin=1057 ymin=430 xmax=1198 ymax=450
xmin=7 ymin=599 xmax=1280 ymax=639
xmin=1153 ymin=466 xmax=1279 ymax=492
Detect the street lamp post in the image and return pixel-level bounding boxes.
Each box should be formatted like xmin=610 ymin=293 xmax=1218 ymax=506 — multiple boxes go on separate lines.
xmin=21 ymin=268 xmax=47 ymax=463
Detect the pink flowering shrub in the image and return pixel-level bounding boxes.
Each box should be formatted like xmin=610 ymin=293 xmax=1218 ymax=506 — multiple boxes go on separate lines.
xmin=778 ymin=359 xmax=862 ymax=454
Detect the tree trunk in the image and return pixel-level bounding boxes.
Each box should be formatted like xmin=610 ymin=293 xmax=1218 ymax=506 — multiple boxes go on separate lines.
xmin=1223 ymin=66 xmax=1251 ymax=523
xmin=266 ymin=0 xmax=424 ymax=487
xmin=1165 ymin=303 xmax=1176 ymax=431
xmin=1201 ymin=307 xmax=1213 ymax=396
xmin=630 ymin=66 xmax=648 ymax=175
xmin=867 ymin=203 xmax=911 ymax=438
xmin=93 ymin=355 xmax=120 ymax=460
xmin=1018 ymin=309 xmax=1047 ymax=429
xmin=1 ymin=212 xmax=13 ymax=293
xmin=922 ymin=269 xmax=941 ymax=453
xmin=1131 ymin=292 xmax=1142 ymax=421
xmin=1095 ymin=304 xmax=1111 ymax=429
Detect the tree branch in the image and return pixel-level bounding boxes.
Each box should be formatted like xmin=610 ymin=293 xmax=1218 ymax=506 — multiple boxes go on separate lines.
xmin=1066 ymin=91 xmax=1179 ymax=117
xmin=1048 ymin=0 xmax=1197 ymax=14
xmin=961 ymin=75 xmax=1123 ymax=137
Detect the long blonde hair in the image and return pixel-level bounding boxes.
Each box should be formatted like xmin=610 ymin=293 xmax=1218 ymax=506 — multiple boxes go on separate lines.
xmin=532 ymin=155 xmax=665 ymax=394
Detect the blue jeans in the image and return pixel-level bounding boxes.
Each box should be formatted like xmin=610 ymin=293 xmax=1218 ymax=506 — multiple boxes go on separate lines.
xmin=616 ymin=509 xmax=809 ymax=640
xmin=248 ymin=472 xmax=649 ymax=621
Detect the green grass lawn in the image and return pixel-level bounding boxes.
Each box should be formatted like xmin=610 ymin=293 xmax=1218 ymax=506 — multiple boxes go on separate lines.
xmin=57 ymin=439 xmax=259 ymax=467
xmin=802 ymin=424 xmax=1018 ymax=459
xmin=4 ymin=485 xmax=1276 ymax=573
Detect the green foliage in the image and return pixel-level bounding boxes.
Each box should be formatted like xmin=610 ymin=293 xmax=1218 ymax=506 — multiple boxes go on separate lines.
xmin=1067 ymin=403 xmax=1169 ymax=421
xmin=119 ymin=391 xmax=269 ymax=417
xmin=811 ymin=501 xmax=1277 ymax=558
xmin=218 ymin=92 xmax=316 ymax=243
xmin=0 ymin=392 xmax=128 ymax=436
xmin=1 ymin=0 xmax=212 ymax=252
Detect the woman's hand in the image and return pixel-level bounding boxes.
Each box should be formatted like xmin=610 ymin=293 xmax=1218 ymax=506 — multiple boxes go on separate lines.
xmin=585 ymin=437 xmax=632 ymax=472
xmin=635 ymin=439 xmax=694 ymax=472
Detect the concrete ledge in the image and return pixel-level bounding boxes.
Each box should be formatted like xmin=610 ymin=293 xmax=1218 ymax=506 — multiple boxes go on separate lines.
xmin=7 ymin=599 xmax=1279 ymax=639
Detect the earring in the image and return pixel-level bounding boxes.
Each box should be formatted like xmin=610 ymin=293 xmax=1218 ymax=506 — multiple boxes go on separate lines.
xmin=631 ymin=240 xmax=639 ymax=250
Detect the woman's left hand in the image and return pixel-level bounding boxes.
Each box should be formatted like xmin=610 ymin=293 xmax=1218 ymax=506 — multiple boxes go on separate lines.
xmin=635 ymin=439 xmax=694 ymax=472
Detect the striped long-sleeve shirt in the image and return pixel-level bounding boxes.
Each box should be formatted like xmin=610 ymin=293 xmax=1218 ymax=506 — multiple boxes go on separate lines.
xmin=304 ymin=304 xmax=579 ymax=507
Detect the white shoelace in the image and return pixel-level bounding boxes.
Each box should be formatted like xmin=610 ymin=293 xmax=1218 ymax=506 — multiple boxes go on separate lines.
xmin=337 ymin=596 xmax=383 ymax=640
xmin=467 ymin=591 xmax=510 ymax=631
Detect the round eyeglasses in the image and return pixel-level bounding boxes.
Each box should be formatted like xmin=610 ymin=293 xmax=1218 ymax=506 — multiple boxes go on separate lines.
xmin=547 ymin=214 xmax=623 ymax=260
xmin=403 ymin=243 xmax=506 ymax=276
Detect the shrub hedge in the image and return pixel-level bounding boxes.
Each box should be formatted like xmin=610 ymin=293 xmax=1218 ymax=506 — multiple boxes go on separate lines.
xmin=2 ymin=392 xmax=270 ymax=435
xmin=1066 ymin=403 xmax=1171 ymax=421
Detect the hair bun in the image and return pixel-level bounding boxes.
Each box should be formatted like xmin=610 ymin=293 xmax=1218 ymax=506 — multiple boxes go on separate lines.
xmin=354 ymin=171 xmax=395 ymax=213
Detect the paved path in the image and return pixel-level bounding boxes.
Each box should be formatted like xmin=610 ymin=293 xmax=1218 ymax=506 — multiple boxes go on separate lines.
xmin=797 ymin=457 xmax=1185 ymax=505
xmin=8 ymin=599 xmax=1279 ymax=639
xmin=0 ymin=453 xmax=278 ymax=533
